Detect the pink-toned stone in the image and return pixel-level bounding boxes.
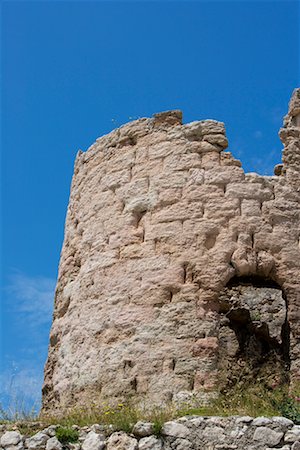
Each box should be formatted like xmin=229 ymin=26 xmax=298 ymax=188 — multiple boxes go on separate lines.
xmin=43 ymin=92 xmax=300 ymax=414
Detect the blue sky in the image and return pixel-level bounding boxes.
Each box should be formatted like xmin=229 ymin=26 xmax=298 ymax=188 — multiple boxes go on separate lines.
xmin=1 ymin=0 xmax=299 ymax=412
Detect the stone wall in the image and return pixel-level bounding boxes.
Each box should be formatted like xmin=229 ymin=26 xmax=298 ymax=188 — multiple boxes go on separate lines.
xmin=1 ymin=416 xmax=300 ymax=450
xmin=42 ymin=89 xmax=300 ymax=413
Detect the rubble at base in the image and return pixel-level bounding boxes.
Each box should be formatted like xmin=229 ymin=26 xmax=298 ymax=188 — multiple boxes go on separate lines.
xmin=1 ymin=416 xmax=300 ymax=450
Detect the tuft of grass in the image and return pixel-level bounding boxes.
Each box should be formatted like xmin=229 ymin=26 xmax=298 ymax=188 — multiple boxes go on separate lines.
xmin=101 ymin=404 xmax=139 ymax=434
xmin=55 ymin=426 xmax=79 ymax=444
xmin=44 ymin=402 xmax=140 ymax=434
xmin=273 ymin=382 xmax=300 ymax=424
xmin=147 ymin=406 xmax=175 ymax=437
xmin=42 ymin=401 xmax=177 ymax=435
xmin=211 ymin=384 xmax=282 ymax=417
xmin=0 ymin=400 xmax=38 ymax=423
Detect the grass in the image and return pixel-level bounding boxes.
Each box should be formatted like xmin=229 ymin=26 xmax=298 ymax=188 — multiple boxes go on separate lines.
xmin=42 ymin=402 xmax=173 ymax=435
xmin=1 ymin=381 xmax=300 ymax=438
xmin=0 ymin=398 xmax=38 ymax=422
xmin=0 ymin=398 xmax=41 ymax=437
xmin=55 ymin=426 xmax=79 ymax=444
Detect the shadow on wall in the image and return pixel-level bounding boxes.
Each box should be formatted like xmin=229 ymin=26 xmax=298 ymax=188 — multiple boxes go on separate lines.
xmin=218 ymin=276 xmax=290 ymax=390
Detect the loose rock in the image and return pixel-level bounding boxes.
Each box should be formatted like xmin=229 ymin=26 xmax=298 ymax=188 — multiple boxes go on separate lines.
xmin=132 ymin=422 xmax=154 ymax=438
xmin=106 ymin=431 xmax=138 ymax=450
xmin=81 ymin=431 xmax=105 ymax=450
xmin=26 ymin=432 xmax=49 ymax=450
xmin=0 ymin=432 xmax=22 ymax=448
xmin=45 ymin=437 xmax=63 ymax=450
xmin=138 ymin=435 xmax=162 ymax=450
xmin=253 ymin=427 xmax=283 ymax=446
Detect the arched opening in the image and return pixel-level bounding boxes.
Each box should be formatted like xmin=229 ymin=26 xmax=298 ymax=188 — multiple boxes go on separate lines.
xmin=217 ymin=276 xmax=290 ymax=391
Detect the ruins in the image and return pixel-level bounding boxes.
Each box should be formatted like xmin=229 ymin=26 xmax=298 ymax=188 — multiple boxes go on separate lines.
xmin=42 ymin=89 xmax=300 ymax=413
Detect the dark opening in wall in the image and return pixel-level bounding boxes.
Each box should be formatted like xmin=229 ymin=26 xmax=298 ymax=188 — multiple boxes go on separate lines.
xmin=218 ymin=276 xmax=290 ymax=390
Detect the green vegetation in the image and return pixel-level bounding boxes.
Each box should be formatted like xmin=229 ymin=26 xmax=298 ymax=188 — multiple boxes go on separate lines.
xmin=44 ymin=402 xmax=173 ymax=435
xmin=55 ymin=426 xmax=79 ymax=444
xmin=150 ymin=408 xmax=172 ymax=437
xmin=1 ymin=381 xmax=300 ymax=434
xmin=250 ymin=310 xmax=261 ymax=321
xmin=39 ymin=384 xmax=300 ymax=431
xmin=213 ymin=383 xmax=286 ymax=417
xmin=277 ymin=396 xmax=300 ymax=424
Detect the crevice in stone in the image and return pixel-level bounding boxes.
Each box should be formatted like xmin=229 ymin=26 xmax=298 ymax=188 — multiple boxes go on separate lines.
xmin=133 ymin=210 xmax=147 ymax=228
xmin=131 ymin=377 xmax=137 ymax=392
xmin=140 ymin=227 xmax=145 ymax=243
xmin=57 ymin=296 xmax=71 ymax=319
xmin=171 ymin=358 xmax=176 ymax=371
xmin=117 ymin=136 xmax=137 ymax=148
xmin=227 ymin=276 xmax=280 ymax=289
xmin=123 ymin=359 xmax=134 ymax=369
xmin=183 ymin=267 xmax=187 ymax=284
xmin=218 ymin=276 xmax=290 ymax=391
xmin=120 ymin=201 xmax=126 ymax=213
xmin=189 ymin=376 xmax=195 ymax=390
xmin=108 ymin=187 xmax=117 ymax=196
xmin=153 ymin=301 xmax=164 ymax=308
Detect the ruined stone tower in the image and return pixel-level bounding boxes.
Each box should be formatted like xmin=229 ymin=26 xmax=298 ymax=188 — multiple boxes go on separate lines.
xmin=42 ymin=90 xmax=300 ymax=413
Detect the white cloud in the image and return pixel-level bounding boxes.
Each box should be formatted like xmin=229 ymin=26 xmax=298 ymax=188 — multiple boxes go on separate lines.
xmin=6 ymin=271 xmax=56 ymax=327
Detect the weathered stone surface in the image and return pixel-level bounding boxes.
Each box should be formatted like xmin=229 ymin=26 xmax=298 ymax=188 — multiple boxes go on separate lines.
xmin=132 ymin=422 xmax=154 ymax=438
xmin=26 ymin=432 xmax=49 ymax=450
xmin=1 ymin=416 xmax=300 ymax=450
xmin=266 ymin=447 xmax=290 ymax=450
xmin=138 ymin=436 xmax=162 ymax=450
xmin=164 ymin=437 xmax=192 ymax=450
xmin=253 ymin=427 xmax=283 ymax=446
xmin=162 ymin=421 xmax=190 ymax=439
xmin=285 ymin=426 xmax=300 ymax=443
xmin=236 ymin=416 xmax=253 ymax=424
xmin=43 ymin=90 xmax=300 ymax=413
xmin=273 ymin=417 xmax=294 ymax=429
xmin=41 ymin=427 xmax=56 ymax=439
xmin=67 ymin=444 xmax=81 ymax=450
xmin=45 ymin=437 xmax=62 ymax=450
xmin=106 ymin=432 xmax=138 ymax=450
xmin=81 ymin=431 xmax=105 ymax=450
xmin=0 ymin=432 xmax=22 ymax=447
xmin=0 ymin=444 xmax=24 ymax=450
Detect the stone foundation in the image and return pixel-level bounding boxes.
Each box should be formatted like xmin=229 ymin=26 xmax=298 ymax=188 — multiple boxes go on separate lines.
xmin=1 ymin=416 xmax=300 ymax=450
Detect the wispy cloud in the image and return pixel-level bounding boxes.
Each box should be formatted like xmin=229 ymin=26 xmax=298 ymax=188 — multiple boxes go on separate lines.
xmin=1 ymin=272 xmax=56 ymax=411
xmin=248 ymin=148 xmax=279 ymax=176
xmin=0 ymin=365 xmax=43 ymax=413
xmin=6 ymin=271 xmax=56 ymax=327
